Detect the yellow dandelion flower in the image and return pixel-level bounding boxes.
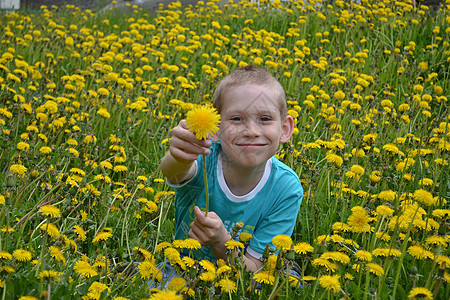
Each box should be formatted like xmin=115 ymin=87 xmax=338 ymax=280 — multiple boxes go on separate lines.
xmin=17 ymin=142 xmax=30 ymax=151
xmin=74 ymin=260 xmax=98 ymax=278
xmin=312 ymin=258 xmax=338 ymax=272
xmin=9 ymin=164 xmax=27 ymax=177
xmin=350 ymin=164 xmax=364 ymax=176
xmin=92 ymin=231 xmax=112 ymax=244
xmin=39 ymin=223 xmax=60 ymax=239
xmin=49 ymin=246 xmax=65 ymax=265
xmin=0 ymin=251 xmax=12 ymax=261
xmin=155 ymin=242 xmax=172 ymax=253
xmin=198 ymin=259 xmax=215 ymax=273
xmin=239 ymin=232 xmax=253 ymax=242
xmin=355 ymin=250 xmax=372 ymax=262
xmin=319 ymin=274 xmax=341 ymax=293
xmin=432 ymin=209 xmax=450 ymax=220
xmin=182 ymin=256 xmax=195 ymax=268
xmin=413 ymin=189 xmax=436 ymax=206
xmin=38 ymin=205 xmax=61 ymax=218
xmin=294 ymin=242 xmax=314 ymax=254
xmin=425 ymin=236 xmax=447 ymax=247
xmin=344 ymin=273 xmax=355 ymax=280
xmin=1 ymin=266 xmax=15 ymax=274
xmin=383 ymin=143 xmax=399 ymax=154
xmin=372 ymin=247 xmax=401 ymax=258
xmin=272 ymin=234 xmax=293 ymax=251
xmin=376 ymin=205 xmax=394 ymax=216
xmin=185 ymin=105 xmax=220 ymax=140
xmin=164 ymin=247 xmax=181 ymax=262
xmin=325 ymin=153 xmax=343 ymax=167
xmin=215 ymin=278 xmax=237 ymax=293
xmin=39 ymin=146 xmax=52 ymax=154
xmin=225 ymin=239 xmax=245 ymax=251
xmin=138 ymin=260 xmax=161 ymax=281
xmin=149 ymin=290 xmax=183 ymax=300
xmin=74 ymin=225 xmax=86 ymax=241
xmin=347 ymin=208 xmax=371 ymax=233
xmin=97 ymin=107 xmax=111 ymax=118
xmin=87 ymin=281 xmax=110 ymax=299
xmin=436 ymin=255 xmax=450 ymax=269
xmin=408 ymin=287 xmax=433 ymax=300
xmin=366 ymin=263 xmax=384 ymax=276
xmin=302 ymin=275 xmax=317 ymax=281
xmin=13 ymin=249 xmax=32 ymax=262
xmin=321 ymin=252 xmax=350 ymax=264
xmin=377 ymin=190 xmax=397 ymax=202
xmin=265 ymin=255 xmax=280 ymax=271
xmin=407 ymin=245 xmax=431 ymax=260
xmin=37 ymin=270 xmax=63 ymax=282
xmin=217 ymin=265 xmax=232 ymax=276
xmin=133 ymin=247 xmax=154 ymax=261
xmin=168 ymin=277 xmax=187 ymax=291
xmin=253 ymin=271 xmax=275 ymax=285
xmin=172 ymin=238 xmax=201 ymax=250
xmin=199 ymin=271 xmax=216 ymax=282
xmin=19 ymin=296 xmax=38 ymax=300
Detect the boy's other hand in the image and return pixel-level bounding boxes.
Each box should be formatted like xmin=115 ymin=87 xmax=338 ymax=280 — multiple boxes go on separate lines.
xmin=189 ymin=206 xmax=231 ymax=248
xmin=169 ymin=120 xmax=212 ymax=164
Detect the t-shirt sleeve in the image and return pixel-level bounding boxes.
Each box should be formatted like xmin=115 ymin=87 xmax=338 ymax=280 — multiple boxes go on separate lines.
xmin=247 ymin=176 xmax=303 ymax=259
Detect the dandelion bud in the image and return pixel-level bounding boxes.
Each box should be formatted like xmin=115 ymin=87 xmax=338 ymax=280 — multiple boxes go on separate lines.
xmin=6 ymin=174 xmax=15 ymax=187
xmin=263 ymin=244 xmax=270 ymax=260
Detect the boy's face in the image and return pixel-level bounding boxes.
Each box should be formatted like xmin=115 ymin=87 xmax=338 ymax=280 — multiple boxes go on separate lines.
xmin=213 ymin=84 xmax=294 ymax=170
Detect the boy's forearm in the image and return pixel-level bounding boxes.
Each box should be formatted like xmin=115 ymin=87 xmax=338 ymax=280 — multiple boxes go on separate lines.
xmin=160 ymin=152 xmax=195 ymax=183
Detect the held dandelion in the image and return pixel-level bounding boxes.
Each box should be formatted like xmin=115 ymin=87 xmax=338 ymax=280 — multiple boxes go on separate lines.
xmin=185 ymin=105 xmax=221 ymax=216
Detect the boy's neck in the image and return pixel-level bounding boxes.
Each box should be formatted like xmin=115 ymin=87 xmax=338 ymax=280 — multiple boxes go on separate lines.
xmin=220 ymin=152 xmax=268 ymax=196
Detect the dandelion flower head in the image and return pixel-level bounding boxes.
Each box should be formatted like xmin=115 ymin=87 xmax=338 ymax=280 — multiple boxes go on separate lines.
xmin=185 ymin=105 xmax=220 ymax=140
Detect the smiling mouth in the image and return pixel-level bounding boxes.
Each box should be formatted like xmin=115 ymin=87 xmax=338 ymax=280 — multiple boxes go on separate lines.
xmin=237 ymin=144 xmax=266 ymax=147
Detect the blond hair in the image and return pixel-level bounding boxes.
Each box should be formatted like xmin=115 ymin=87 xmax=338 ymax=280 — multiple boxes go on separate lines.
xmin=213 ymin=65 xmax=287 ymax=117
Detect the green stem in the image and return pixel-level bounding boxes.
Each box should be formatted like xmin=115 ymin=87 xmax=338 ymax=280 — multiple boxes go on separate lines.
xmin=203 ymin=155 xmax=209 ymax=216
xmin=392 ymin=205 xmax=420 ymax=298
xmin=268 ymin=271 xmax=280 ymax=300
xmin=35 ymin=218 xmax=49 ymax=277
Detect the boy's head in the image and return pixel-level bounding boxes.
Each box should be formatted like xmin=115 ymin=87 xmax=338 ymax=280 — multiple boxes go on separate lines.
xmin=213 ymin=65 xmax=287 ymax=117
xmin=211 ymin=65 xmax=294 ymax=169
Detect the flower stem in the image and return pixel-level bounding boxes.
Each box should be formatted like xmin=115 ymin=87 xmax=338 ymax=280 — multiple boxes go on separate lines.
xmin=203 ymin=155 xmax=209 ymax=216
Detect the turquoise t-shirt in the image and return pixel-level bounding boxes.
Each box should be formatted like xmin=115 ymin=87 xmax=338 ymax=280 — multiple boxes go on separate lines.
xmin=170 ymin=142 xmax=303 ymax=261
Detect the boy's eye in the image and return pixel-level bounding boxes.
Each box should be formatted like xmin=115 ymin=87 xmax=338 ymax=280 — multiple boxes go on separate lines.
xmin=260 ymin=116 xmax=272 ymax=122
xmin=230 ymin=116 xmax=243 ymax=121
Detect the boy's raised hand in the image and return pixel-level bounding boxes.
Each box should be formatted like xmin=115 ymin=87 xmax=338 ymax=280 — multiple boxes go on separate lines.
xmin=169 ymin=120 xmax=212 ymax=164
xmin=160 ymin=120 xmax=212 ymax=183
xmin=189 ymin=206 xmax=231 ymax=253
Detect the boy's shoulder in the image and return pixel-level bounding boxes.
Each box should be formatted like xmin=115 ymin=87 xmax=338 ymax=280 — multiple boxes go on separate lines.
xmin=270 ymin=156 xmax=301 ymax=183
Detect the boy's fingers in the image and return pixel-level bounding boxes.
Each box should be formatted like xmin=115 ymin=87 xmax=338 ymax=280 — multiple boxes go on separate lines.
xmin=169 ymin=147 xmax=198 ymax=163
xmin=188 ymin=228 xmax=202 ymax=244
xmin=171 ymin=128 xmax=211 ymax=154
xmin=189 ymin=223 xmax=208 ymax=245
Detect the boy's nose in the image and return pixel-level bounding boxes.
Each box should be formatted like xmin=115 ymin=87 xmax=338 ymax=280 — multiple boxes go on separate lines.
xmin=243 ymin=121 xmax=261 ymax=137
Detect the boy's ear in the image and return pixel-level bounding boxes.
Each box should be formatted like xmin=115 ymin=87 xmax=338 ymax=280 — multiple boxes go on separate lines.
xmin=279 ymin=115 xmax=294 ymax=144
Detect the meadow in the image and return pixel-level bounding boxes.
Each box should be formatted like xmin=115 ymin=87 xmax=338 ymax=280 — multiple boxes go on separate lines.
xmin=0 ymin=0 xmax=449 ymax=299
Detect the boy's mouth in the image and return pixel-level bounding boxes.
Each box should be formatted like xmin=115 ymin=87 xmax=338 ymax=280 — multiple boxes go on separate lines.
xmin=236 ymin=143 xmax=266 ymax=148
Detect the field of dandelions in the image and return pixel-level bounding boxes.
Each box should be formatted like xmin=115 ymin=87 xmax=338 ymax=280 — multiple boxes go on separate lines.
xmin=0 ymin=0 xmax=449 ymax=299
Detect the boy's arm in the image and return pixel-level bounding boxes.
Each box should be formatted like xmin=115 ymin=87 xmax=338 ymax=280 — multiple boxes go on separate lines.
xmin=160 ymin=120 xmax=211 ymax=183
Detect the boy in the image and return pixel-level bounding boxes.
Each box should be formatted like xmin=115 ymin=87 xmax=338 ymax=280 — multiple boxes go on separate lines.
xmin=160 ymin=65 xmax=303 ymax=272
